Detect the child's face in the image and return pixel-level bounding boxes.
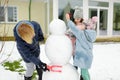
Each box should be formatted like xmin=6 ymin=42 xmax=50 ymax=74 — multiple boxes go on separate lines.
xmin=74 ymin=18 xmax=81 ymax=23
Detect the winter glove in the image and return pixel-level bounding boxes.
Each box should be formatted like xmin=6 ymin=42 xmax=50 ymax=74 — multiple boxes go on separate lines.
xmin=38 ymin=62 xmax=49 ymax=71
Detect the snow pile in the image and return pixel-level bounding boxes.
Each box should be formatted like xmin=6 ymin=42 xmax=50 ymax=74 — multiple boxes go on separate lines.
xmin=0 ymin=42 xmax=120 ymax=80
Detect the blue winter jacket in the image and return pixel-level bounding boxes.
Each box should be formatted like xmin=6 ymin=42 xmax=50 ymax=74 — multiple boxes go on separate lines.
xmin=13 ymin=20 xmax=44 ymax=65
xmin=67 ymin=20 xmax=96 ymax=69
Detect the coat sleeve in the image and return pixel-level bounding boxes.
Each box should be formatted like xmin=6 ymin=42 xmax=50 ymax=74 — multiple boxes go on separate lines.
xmin=17 ymin=43 xmax=42 ymax=65
xmin=67 ymin=20 xmax=83 ymax=38
xmin=37 ymin=24 xmax=44 ymax=41
xmin=84 ymin=29 xmax=96 ymax=42
xmin=31 ymin=21 xmax=44 ymax=41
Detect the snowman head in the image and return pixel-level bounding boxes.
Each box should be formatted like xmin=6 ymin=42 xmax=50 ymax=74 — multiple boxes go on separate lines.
xmin=49 ymin=19 xmax=66 ymax=35
xmin=45 ymin=19 xmax=72 ymax=65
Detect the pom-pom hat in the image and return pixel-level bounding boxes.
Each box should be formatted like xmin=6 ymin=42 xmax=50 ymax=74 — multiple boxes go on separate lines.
xmin=73 ymin=6 xmax=83 ymax=19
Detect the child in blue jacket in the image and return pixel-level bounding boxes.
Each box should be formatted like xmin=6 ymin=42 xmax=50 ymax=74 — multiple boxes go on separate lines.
xmin=66 ymin=6 xmax=97 ymax=80
xmin=13 ymin=20 xmax=48 ymax=80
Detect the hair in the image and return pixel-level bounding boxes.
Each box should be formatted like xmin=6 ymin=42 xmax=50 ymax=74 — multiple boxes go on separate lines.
xmin=74 ymin=18 xmax=84 ymax=24
xmin=18 ymin=23 xmax=35 ymax=43
xmin=80 ymin=18 xmax=84 ymax=23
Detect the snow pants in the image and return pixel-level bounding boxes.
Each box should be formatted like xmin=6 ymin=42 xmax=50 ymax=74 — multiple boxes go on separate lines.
xmin=25 ymin=62 xmax=35 ymax=77
xmin=25 ymin=62 xmax=43 ymax=80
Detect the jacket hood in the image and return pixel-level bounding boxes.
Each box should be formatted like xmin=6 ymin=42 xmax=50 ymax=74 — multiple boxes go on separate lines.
xmin=16 ymin=20 xmax=34 ymax=37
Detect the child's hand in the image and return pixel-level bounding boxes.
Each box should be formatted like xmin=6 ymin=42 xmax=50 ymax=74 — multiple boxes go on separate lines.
xmin=92 ymin=16 xmax=98 ymax=23
xmin=66 ymin=13 xmax=70 ymax=21
xmin=84 ymin=16 xmax=98 ymax=30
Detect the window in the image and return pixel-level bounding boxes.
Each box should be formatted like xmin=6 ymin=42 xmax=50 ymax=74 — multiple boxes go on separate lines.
xmin=58 ymin=0 xmax=83 ymax=22
xmin=89 ymin=1 xmax=109 ymax=7
xmin=0 ymin=7 xmax=5 ymax=21
xmin=0 ymin=6 xmax=17 ymax=22
xmin=113 ymin=3 xmax=120 ymax=35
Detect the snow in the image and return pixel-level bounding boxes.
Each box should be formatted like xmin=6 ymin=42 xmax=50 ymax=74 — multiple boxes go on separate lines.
xmin=0 ymin=41 xmax=120 ymax=80
xmin=90 ymin=43 xmax=120 ymax=80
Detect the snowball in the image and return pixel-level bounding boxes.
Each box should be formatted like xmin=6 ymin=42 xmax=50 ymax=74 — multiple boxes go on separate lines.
xmin=49 ymin=19 xmax=66 ymax=35
xmin=45 ymin=35 xmax=72 ymax=65
xmin=42 ymin=63 xmax=79 ymax=80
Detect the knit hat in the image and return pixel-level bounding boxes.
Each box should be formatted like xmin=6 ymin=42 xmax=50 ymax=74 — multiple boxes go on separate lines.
xmin=73 ymin=6 xmax=83 ymax=19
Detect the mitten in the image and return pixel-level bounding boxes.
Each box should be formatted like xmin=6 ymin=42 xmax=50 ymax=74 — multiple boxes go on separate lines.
xmin=38 ymin=62 xmax=49 ymax=71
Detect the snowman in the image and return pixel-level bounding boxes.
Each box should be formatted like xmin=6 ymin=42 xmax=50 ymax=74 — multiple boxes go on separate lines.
xmin=42 ymin=19 xmax=79 ymax=80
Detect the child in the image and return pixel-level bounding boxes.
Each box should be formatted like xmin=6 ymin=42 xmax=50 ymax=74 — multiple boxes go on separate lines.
xmin=13 ymin=20 xmax=49 ymax=80
xmin=65 ymin=29 xmax=76 ymax=55
xmin=66 ymin=6 xmax=97 ymax=80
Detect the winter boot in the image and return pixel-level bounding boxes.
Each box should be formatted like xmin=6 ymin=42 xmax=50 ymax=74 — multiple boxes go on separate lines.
xmin=24 ymin=76 xmax=32 ymax=80
xmin=36 ymin=66 xmax=43 ymax=80
xmin=80 ymin=75 xmax=84 ymax=80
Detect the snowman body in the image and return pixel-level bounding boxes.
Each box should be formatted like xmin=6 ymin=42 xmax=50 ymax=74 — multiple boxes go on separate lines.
xmin=42 ymin=19 xmax=79 ymax=80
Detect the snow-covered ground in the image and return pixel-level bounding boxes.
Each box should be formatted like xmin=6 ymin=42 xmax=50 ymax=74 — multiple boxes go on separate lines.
xmin=0 ymin=41 xmax=120 ymax=80
xmin=90 ymin=43 xmax=120 ymax=80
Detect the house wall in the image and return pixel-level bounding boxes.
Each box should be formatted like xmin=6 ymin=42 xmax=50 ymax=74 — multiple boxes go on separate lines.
xmin=0 ymin=0 xmax=47 ymax=37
